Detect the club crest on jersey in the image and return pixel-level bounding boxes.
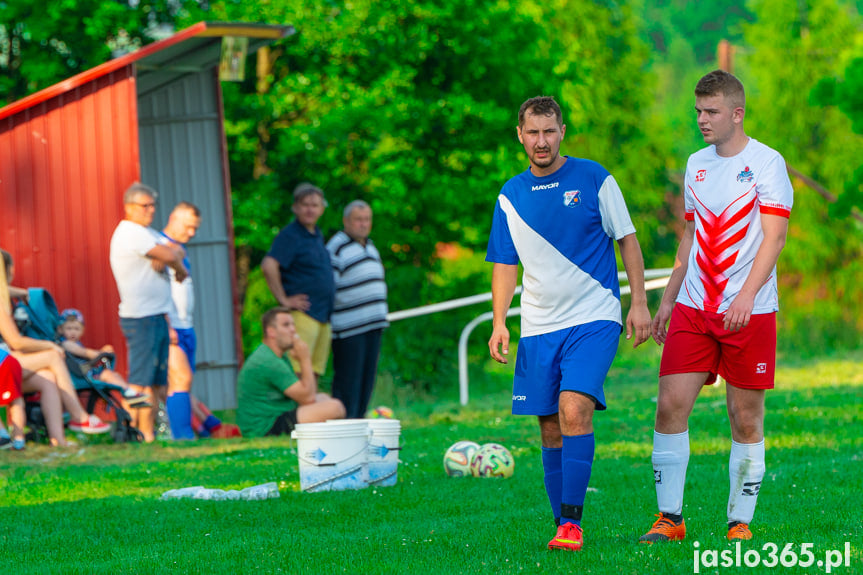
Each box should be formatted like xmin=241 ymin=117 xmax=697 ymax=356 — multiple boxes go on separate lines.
xmin=563 ymin=189 xmax=581 ymax=207
xmin=737 ymin=166 xmax=754 ymax=183
xmin=695 ymin=169 xmax=706 ymax=182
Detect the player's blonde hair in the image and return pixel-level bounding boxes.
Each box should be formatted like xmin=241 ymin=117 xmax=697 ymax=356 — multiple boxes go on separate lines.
xmin=695 ymin=70 xmax=745 ymax=110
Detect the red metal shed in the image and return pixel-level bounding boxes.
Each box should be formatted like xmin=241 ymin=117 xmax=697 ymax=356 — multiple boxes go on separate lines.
xmin=0 ymin=21 xmax=292 ymax=410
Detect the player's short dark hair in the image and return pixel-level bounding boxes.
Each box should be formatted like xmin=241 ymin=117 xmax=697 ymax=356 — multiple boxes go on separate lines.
xmin=695 ymin=70 xmax=745 ymax=109
xmin=518 ymin=96 xmax=563 ymax=127
xmin=262 ymin=306 xmax=293 ymax=334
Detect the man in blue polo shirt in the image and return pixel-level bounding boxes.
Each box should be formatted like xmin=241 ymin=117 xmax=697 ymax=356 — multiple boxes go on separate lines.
xmin=262 ymin=183 xmax=335 ymax=382
xmin=487 ymin=96 xmax=652 ymax=551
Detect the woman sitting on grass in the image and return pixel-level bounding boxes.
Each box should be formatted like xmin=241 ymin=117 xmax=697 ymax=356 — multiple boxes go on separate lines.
xmin=1 ymin=249 xmax=111 ymax=446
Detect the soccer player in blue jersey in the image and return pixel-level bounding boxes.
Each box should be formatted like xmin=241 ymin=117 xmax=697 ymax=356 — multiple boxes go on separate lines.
xmin=487 ymin=96 xmax=651 ymax=551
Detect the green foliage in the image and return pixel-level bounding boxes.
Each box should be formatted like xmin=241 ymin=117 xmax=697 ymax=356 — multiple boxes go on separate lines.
xmin=239 ymin=267 xmax=278 ymax=357
xmin=812 ymin=57 xmax=863 ymax=133
xmin=777 ymin=184 xmax=863 ymax=355
xmin=642 ymin=0 xmax=754 ymax=63
xmin=0 ymin=0 xmax=200 ymax=105
xmin=378 ymin=247 xmax=500 ymax=393
xmin=812 ymin=56 xmax=863 ymax=219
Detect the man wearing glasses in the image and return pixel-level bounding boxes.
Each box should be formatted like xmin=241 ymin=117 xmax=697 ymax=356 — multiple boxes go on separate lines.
xmin=109 ymin=182 xmax=188 ymax=441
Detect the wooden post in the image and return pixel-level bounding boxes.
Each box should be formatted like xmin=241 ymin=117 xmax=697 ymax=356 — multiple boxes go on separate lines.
xmin=718 ymin=39 xmax=735 ymax=73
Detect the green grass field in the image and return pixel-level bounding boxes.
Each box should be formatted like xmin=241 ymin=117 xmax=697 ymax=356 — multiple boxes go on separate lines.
xmin=1 ymin=344 xmax=861 ymax=574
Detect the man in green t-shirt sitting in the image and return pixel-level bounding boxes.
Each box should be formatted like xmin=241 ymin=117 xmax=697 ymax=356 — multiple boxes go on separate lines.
xmin=237 ymin=307 xmax=345 ymax=437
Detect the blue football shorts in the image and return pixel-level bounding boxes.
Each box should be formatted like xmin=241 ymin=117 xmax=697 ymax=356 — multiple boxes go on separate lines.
xmin=512 ymin=320 xmax=620 ymax=415
xmin=174 ymin=327 xmax=197 ymax=373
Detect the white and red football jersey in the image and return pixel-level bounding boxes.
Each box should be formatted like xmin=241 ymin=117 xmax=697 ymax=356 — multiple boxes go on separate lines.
xmin=679 ymin=138 xmax=793 ymax=314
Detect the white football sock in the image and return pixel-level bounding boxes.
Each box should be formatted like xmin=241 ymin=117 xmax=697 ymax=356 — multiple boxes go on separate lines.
xmin=727 ymin=439 xmax=765 ymax=524
xmin=652 ymin=430 xmax=690 ymax=516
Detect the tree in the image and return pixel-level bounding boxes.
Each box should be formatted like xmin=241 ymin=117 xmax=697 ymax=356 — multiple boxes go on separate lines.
xmin=642 ymin=0 xmax=754 ymax=63
xmin=0 ymin=0 xmax=201 ymax=106
xmin=812 ymin=57 xmax=863 ymax=220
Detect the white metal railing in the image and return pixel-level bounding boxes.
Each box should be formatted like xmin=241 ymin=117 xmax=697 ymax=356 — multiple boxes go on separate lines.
xmin=385 ymin=268 xmax=674 ymax=406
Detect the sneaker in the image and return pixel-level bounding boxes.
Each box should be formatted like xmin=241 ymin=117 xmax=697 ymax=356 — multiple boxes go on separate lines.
xmin=210 ymin=423 xmax=242 ymax=439
xmin=639 ymin=513 xmax=686 ymax=543
xmin=12 ymin=438 xmax=25 ymax=451
xmin=0 ymin=436 xmax=11 ymax=450
xmin=122 ymin=388 xmax=151 ymax=408
xmin=727 ymin=522 xmax=752 ymax=540
xmin=68 ymin=414 xmax=111 ymax=434
xmin=548 ymin=522 xmax=583 ymax=551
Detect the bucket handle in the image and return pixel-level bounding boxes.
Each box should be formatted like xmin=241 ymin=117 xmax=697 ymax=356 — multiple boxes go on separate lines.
xmin=367 ymin=468 xmax=397 ymax=486
xmin=297 ymin=443 xmax=369 ymax=467
xmin=303 ymin=464 xmax=364 ymax=492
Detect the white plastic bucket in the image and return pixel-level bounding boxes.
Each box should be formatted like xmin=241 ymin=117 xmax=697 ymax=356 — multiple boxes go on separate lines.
xmin=367 ymin=419 xmax=401 ymax=487
xmin=291 ymin=421 xmax=370 ymax=492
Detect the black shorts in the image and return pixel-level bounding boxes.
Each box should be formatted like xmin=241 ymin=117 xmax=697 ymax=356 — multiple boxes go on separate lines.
xmin=265 ymin=409 xmax=298 ymax=436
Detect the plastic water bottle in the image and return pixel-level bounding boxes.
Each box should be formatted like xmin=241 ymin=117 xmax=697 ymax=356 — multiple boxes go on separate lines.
xmin=194 ymin=488 xmax=227 ymax=501
xmin=160 ymin=482 xmax=279 ymax=501
xmin=239 ymin=482 xmax=280 ymax=500
xmin=161 ymin=486 xmax=205 ymax=500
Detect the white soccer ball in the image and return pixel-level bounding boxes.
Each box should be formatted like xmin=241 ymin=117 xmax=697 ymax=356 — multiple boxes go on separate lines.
xmin=470 ymin=443 xmax=515 ymax=478
xmin=443 ymin=440 xmax=481 ymax=477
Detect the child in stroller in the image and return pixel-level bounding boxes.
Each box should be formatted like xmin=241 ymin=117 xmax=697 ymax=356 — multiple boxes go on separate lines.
xmin=57 ymin=309 xmax=149 ymax=409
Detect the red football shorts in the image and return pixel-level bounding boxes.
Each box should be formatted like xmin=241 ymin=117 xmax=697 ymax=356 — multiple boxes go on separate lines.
xmin=0 ymin=353 xmax=23 ymax=406
xmin=660 ymin=303 xmax=776 ymax=390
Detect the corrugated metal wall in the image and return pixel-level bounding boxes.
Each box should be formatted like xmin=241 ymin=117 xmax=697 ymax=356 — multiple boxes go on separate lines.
xmin=137 ymin=70 xmax=239 ymax=410
xmin=0 ymin=67 xmax=140 ymax=371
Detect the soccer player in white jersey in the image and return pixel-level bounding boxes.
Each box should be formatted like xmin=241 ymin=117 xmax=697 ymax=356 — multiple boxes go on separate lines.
xmin=487 ymin=96 xmax=651 ymax=551
xmin=640 ymin=70 xmax=793 ymax=543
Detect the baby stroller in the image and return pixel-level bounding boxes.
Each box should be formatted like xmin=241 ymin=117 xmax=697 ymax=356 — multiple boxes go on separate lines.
xmin=14 ymin=288 xmax=143 ymax=443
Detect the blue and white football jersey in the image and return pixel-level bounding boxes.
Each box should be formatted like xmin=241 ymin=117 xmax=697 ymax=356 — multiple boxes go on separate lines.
xmin=486 ymin=157 xmax=636 ymax=337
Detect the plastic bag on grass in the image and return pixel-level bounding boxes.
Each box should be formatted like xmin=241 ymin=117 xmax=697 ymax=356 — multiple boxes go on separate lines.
xmin=160 ymin=482 xmax=279 ymax=501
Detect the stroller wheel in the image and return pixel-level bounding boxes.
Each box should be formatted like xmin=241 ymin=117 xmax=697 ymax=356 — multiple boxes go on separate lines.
xmin=113 ymin=422 xmax=144 ymax=443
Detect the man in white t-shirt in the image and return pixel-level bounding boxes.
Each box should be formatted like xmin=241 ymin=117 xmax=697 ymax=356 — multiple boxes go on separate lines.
xmin=109 ymin=182 xmax=188 ymax=441
xmin=641 ymin=70 xmax=793 ymax=544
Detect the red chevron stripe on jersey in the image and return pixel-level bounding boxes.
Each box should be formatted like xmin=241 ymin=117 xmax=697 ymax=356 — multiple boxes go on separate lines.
xmin=677 ymin=139 xmax=793 ymax=315
xmin=691 ymin=186 xmax=758 ymax=312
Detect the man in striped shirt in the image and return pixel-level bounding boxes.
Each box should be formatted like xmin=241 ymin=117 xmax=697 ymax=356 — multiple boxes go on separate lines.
xmin=326 ymin=200 xmax=389 ymax=419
